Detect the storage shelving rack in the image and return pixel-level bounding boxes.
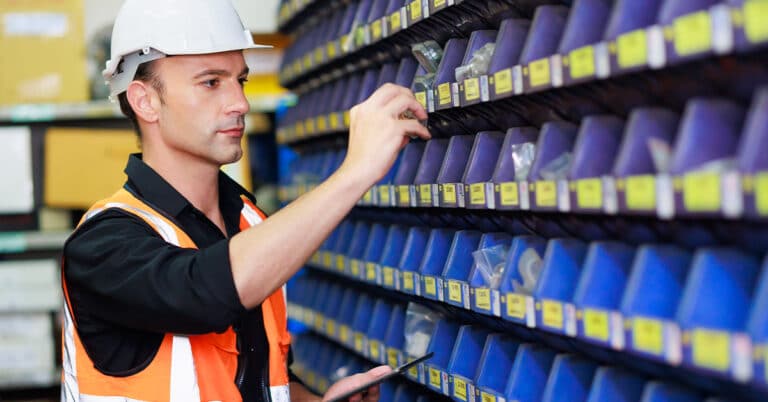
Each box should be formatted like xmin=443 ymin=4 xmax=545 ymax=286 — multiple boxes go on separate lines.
xmin=276 ymin=0 xmax=768 ymax=401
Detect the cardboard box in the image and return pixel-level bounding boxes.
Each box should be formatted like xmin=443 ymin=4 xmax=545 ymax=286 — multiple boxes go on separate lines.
xmin=0 ymin=0 xmax=88 ymax=105
xmin=0 ymin=313 xmax=56 ymax=387
xmin=44 ymin=127 xmax=139 ymax=209
xmin=0 ymin=259 xmax=61 ymax=312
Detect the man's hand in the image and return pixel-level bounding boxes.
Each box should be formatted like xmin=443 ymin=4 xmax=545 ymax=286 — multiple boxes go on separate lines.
xmin=322 ymin=365 xmax=393 ymax=402
xmin=341 ymin=83 xmax=431 ymax=185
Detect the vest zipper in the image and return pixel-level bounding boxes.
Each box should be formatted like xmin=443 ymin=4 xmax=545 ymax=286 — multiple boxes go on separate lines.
xmin=262 ymin=356 xmax=271 ymax=402
xmin=235 ymin=326 xmax=247 ymax=389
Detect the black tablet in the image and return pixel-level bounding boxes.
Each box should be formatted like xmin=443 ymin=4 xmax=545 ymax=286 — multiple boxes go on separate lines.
xmin=325 ymin=352 xmax=434 ymax=402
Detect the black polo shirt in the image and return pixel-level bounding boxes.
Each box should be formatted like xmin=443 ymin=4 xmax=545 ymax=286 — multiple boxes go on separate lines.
xmin=64 ymin=154 xmax=284 ymax=401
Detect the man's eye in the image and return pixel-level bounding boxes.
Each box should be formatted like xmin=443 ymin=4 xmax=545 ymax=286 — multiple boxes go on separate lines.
xmin=203 ymin=79 xmax=219 ymax=88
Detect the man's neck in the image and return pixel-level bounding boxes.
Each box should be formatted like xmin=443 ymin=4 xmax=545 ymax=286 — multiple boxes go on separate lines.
xmin=143 ymin=150 xmax=222 ymax=222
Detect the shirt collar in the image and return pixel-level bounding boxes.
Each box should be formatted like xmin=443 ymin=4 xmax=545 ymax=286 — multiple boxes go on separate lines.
xmin=123 ymin=153 xmax=254 ymax=220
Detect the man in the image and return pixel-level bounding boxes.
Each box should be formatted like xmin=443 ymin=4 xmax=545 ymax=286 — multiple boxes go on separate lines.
xmin=60 ymin=0 xmax=430 ymax=401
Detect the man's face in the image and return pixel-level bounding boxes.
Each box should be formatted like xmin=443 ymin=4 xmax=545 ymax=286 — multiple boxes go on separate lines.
xmin=151 ymin=51 xmax=250 ymax=166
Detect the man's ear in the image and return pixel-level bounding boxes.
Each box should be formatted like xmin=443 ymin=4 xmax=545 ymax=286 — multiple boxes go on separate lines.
xmin=126 ymin=81 xmax=160 ymax=124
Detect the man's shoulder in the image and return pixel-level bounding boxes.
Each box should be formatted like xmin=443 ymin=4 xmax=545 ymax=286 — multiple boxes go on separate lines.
xmin=65 ymin=208 xmax=160 ymax=255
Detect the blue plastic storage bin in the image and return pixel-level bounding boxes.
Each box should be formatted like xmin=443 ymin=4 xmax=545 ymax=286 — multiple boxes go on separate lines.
xmin=541 ymin=354 xmax=599 ymax=402
xmin=399 ymin=227 xmax=431 ymax=296
xmin=534 ymin=238 xmax=589 ymax=335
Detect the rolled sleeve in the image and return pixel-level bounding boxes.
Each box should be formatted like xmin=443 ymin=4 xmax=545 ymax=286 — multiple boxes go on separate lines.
xmin=64 ymin=209 xmax=246 ymax=335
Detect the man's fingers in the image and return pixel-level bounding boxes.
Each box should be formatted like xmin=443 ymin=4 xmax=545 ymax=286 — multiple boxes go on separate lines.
xmin=398 ymin=119 xmax=432 ymax=141
xmin=367 ymin=365 xmax=392 ymax=377
xmin=366 ymin=83 xmax=414 ymax=107
xmin=385 ymin=93 xmax=428 ymax=121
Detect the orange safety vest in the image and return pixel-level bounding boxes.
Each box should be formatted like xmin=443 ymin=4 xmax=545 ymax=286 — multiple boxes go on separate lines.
xmin=61 ymin=188 xmax=291 ymax=402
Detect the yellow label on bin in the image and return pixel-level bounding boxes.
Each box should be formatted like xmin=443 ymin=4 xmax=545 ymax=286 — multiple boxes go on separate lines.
xmin=442 ymin=183 xmax=457 ymax=204
xmin=692 ymin=329 xmax=730 ymax=371
xmin=379 ymin=186 xmax=391 ymax=205
xmin=429 ymin=367 xmax=441 ymax=388
xmin=354 ymin=333 xmax=364 ymax=352
xmin=633 ymin=317 xmax=663 ymax=355
xmin=493 ymin=68 xmax=513 ymax=95
xmin=327 ymin=41 xmax=337 ymax=59
xmin=335 ymin=255 xmax=345 ymax=271
xmin=340 ymin=325 xmax=350 ymax=343
xmin=316 ymin=116 xmax=327 ymax=132
xmin=453 ymin=377 xmax=468 ymax=401
xmin=475 ymin=288 xmax=491 ymax=311
xmin=424 ymin=276 xmax=437 ymax=296
xmin=420 ymin=184 xmax=433 ymax=204
xmin=481 ymin=391 xmax=497 ymax=402
xmin=382 ymin=267 xmax=395 ymax=287
xmin=326 ymin=320 xmax=336 ymax=336
xmin=314 ymin=315 xmax=323 ymax=330
xmin=343 ymin=110 xmax=351 ymax=127
xmin=323 ymin=253 xmax=332 ymax=268
xmin=369 ymin=340 xmax=381 ymax=360
xmin=448 ymin=280 xmax=463 ymax=303
xmin=625 ymin=175 xmax=656 ymax=210
xmin=683 ymin=172 xmax=721 ymax=211
xmin=408 ymin=364 xmax=419 ymax=378
xmin=673 ymin=11 xmax=712 ymax=56
xmin=583 ymin=309 xmax=610 ymax=341
xmin=569 ymin=45 xmax=596 ymax=79
xmin=350 ymin=259 xmax=361 ymax=276
xmin=410 ymin=0 xmax=422 ymax=20
xmin=387 ymin=348 xmax=399 ymax=367
xmin=390 ymin=10 xmax=402 ymax=32
xmin=470 ymin=183 xmax=486 ymax=205
xmin=307 ymin=372 xmax=316 ymax=387
xmin=535 ymin=180 xmax=557 ymax=207
xmin=500 ymin=182 xmax=519 ymax=206
xmin=402 ymin=271 xmax=415 ymax=291
xmin=745 ymin=1 xmax=768 ymax=43
xmin=329 ymin=113 xmax=339 ymax=129
xmin=314 ymin=47 xmax=323 ymax=63
xmin=542 ymin=300 xmax=564 ymax=330
xmin=576 ymin=178 xmax=603 ymax=209
xmin=464 ymin=77 xmax=480 ymax=101
xmin=398 ymin=185 xmax=411 ymax=205
xmin=303 ymin=53 xmax=312 ymax=69
xmin=506 ymin=293 xmax=526 ymax=319
xmin=617 ymin=29 xmax=648 ymax=68
xmin=529 ymin=58 xmax=551 ymax=87
xmin=433 ymin=0 xmax=446 ymax=9
xmin=756 ymin=172 xmax=768 ymax=215
xmin=366 ymin=262 xmax=377 ymax=281
xmin=415 ymin=91 xmax=427 ymax=109
xmin=438 ymin=82 xmax=452 ymax=105
xmin=371 ymin=20 xmax=383 ymax=40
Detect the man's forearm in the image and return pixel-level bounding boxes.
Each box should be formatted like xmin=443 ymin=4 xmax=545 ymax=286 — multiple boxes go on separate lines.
xmin=229 ymin=165 xmax=371 ymax=308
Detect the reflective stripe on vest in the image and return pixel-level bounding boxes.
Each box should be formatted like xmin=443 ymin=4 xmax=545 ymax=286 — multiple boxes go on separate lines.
xmin=62 ymin=189 xmax=290 ymax=402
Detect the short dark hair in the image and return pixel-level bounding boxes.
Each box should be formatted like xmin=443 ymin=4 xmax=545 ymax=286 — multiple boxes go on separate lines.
xmin=117 ymin=60 xmax=165 ymax=141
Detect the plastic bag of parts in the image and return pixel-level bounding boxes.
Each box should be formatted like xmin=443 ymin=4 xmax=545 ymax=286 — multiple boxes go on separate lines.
xmin=647 ymin=137 xmax=674 ymax=173
xmin=412 ymin=40 xmax=444 ymax=74
xmin=687 ymin=157 xmax=737 ymax=174
xmin=539 ymin=152 xmax=573 ymax=180
xmin=404 ymin=302 xmax=442 ymax=357
xmin=412 ymin=73 xmax=436 ymax=93
xmin=455 ymin=42 xmax=496 ymax=83
xmin=472 ymin=244 xmax=508 ymax=289
xmin=512 ymin=247 xmax=543 ymax=295
xmin=511 ymin=142 xmax=536 ymax=180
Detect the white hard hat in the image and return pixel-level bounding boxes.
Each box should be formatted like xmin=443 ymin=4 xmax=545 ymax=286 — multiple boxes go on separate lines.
xmin=103 ymin=0 xmax=271 ymax=98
